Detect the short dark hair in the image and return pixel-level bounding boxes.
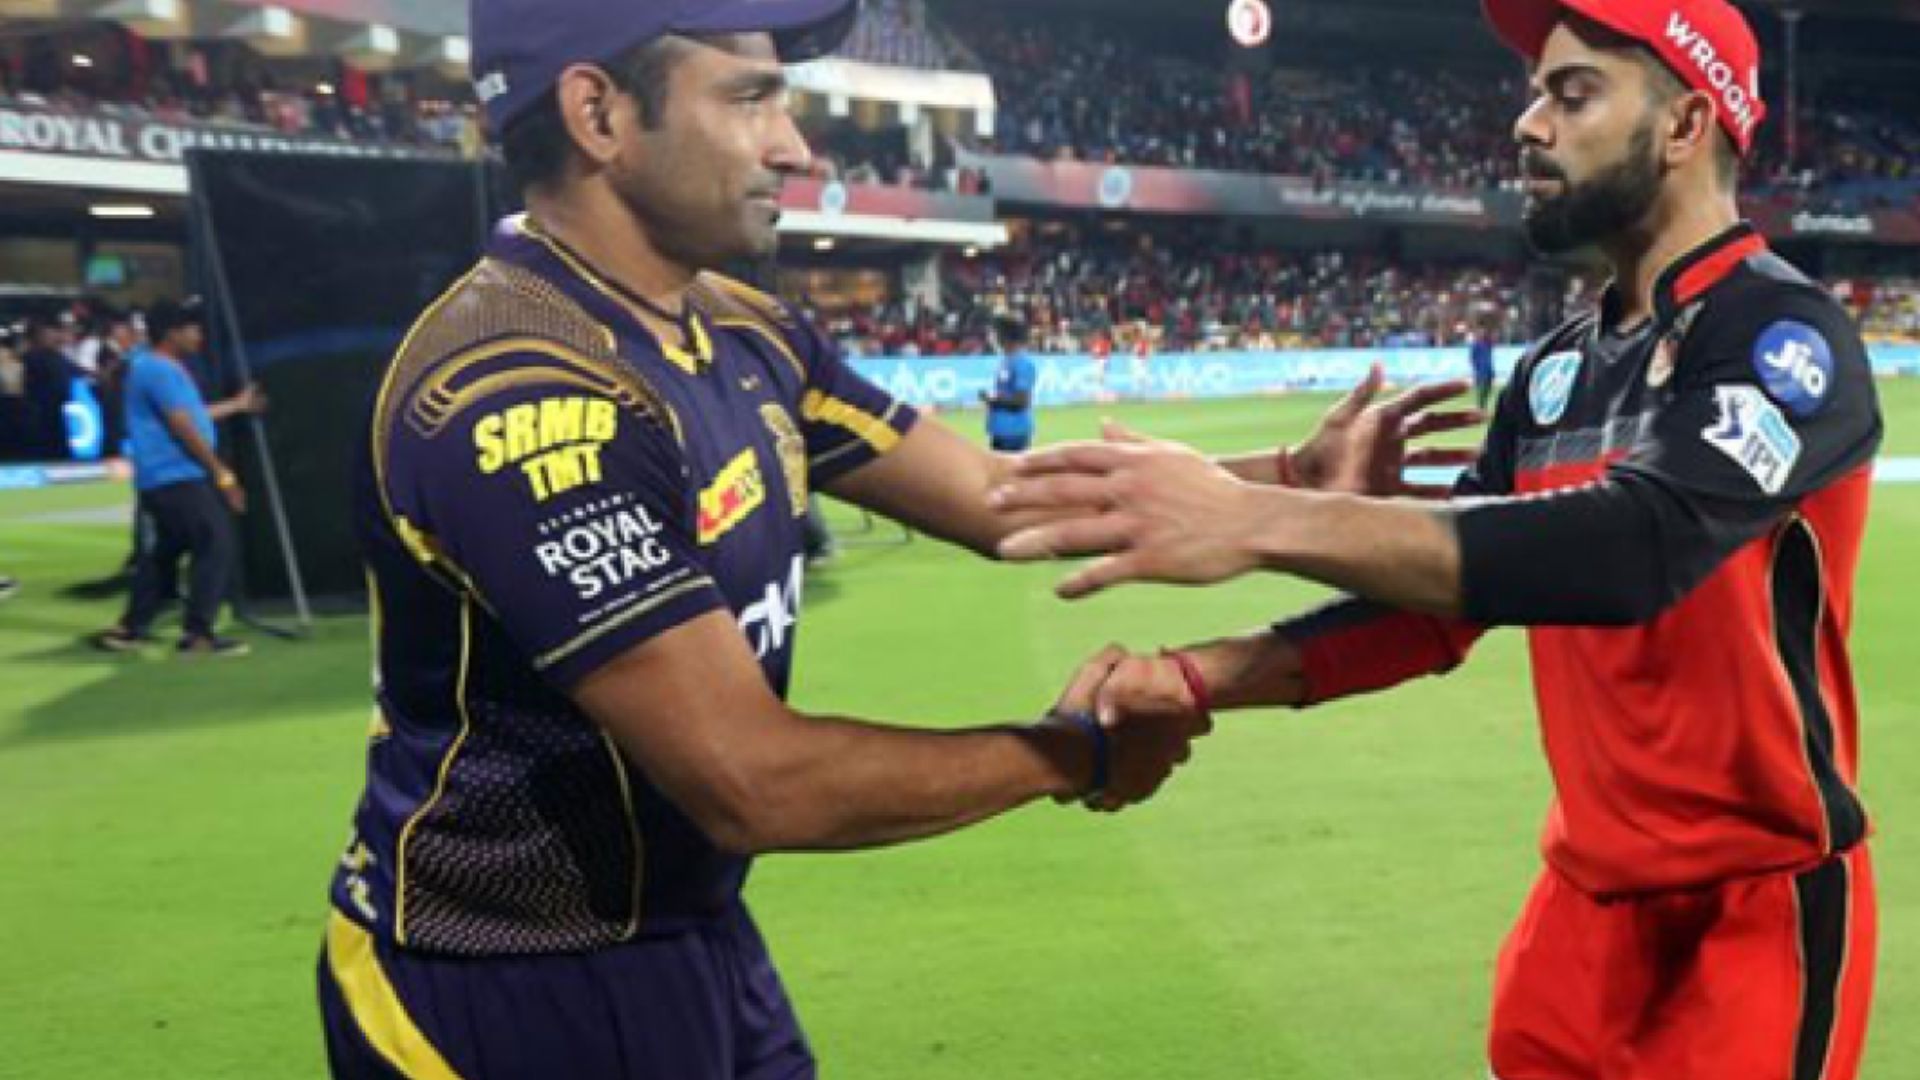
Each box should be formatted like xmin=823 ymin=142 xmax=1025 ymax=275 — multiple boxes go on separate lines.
xmin=145 ymin=298 xmax=206 ymax=343
xmin=1562 ymin=14 xmax=1741 ymax=190
xmin=499 ymin=36 xmax=689 ymax=194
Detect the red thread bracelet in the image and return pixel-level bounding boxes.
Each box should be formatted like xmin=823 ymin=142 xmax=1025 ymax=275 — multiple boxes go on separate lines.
xmin=1163 ymin=649 xmax=1214 ymax=724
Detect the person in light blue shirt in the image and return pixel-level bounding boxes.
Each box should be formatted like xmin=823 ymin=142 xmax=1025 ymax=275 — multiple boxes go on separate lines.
xmin=96 ymin=298 xmax=265 ymax=657
xmin=981 ymin=316 xmax=1038 ymax=452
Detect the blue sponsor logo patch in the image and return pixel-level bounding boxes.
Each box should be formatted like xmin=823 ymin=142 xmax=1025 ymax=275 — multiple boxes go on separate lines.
xmin=1529 ymin=350 xmax=1583 ymax=426
xmin=1753 ymin=320 xmax=1833 ymax=418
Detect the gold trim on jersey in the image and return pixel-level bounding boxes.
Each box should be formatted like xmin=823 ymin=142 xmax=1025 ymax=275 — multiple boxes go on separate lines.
xmin=394 ymin=595 xmax=477 ymax=947
xmin=518 ymin=217 xmax=716 ymax=375
xmin=802 ymin=390 xmax=903 ymax=456
xmin=712 ymin=316 xmax=807 ymax=380
xmin=532 ymin=575 xmax=718 ymax=672
xmin=404 ymin=339 xmax=672 ymax=442
xmin=325 ymin=911 xmax=465 ymax=1080
xmin=372 ymin=264 xmax=485 ymax=543
xmin=692 ymin=272 xmax=809 ymax=380
xmin=600 ymin=730 xmax=647 ymax=941
xmin=367 ymin=571 xmax=392 ymax=742
xmin=693 ymin=272 xmax=798 ymax=332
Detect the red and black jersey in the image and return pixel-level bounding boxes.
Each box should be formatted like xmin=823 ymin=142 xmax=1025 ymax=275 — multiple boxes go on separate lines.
xmin=1283 ymin=223 xmax=1883 ymax=896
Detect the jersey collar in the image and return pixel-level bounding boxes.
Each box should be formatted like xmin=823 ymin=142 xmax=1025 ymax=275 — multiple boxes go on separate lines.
xmin=1652 ymin=221 xmax=1767 ymax=327
xmin=508 ymin=215 xmax=716 ymax=375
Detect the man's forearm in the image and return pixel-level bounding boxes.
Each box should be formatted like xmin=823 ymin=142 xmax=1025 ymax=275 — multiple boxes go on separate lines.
xmin=1238 ymin=488 xmax=1465 ymax=616
xmin=1182 ymin=631 xmax=1309 ymax=710
xmin=164 ymin=414 xmax=230 ymax=481
xmin=732 ymin=715 xmax=1088 ymax=853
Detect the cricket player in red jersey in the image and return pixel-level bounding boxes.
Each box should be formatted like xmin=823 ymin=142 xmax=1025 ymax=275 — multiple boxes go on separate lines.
xmin=988 ymin=1 xmax=1882 ymax=1076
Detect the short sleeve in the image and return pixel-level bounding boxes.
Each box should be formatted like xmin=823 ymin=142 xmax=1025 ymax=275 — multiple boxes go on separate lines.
xmin=148 ymin=363 xmax=200 ymax=415
xmin=382 ymin=353 xmax=727 ymax=689
xmin=1616 ymin=287 xmax=1882 ymax=505
xmin=785 ymin=313 xmax=920 ymax=486
xmin=1012 ymin=358 xmax=1038 ymax=395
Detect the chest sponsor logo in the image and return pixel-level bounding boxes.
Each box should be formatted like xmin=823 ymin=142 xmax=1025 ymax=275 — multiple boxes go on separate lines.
xmin=698 ymin=449 xmax=767 ymax=544
xmin=1753 ymin=320 xmax=1833 ymax=418
xmin=474 ymin=396 xmax=619 ymax=502
xmin=739 ymin=555 xmax=804 ymax=659
xmin=1704 ymin=385 xmax=1801 ymax=495
xmin=1529 ymin=350 xmax=1583 ymax=427
xmin=536 ymin=500 xmax=679 ymax=601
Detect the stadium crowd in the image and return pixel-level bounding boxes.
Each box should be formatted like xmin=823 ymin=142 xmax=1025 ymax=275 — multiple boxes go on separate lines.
xmin=10 ymin=8 xmax=1920 ymax=202
xmin=813 ymin=249 xmax=1920 ymax=358
xmin=0 ymin=303 xmax=144 ymax=463
xmin=949 ymin=14 xmax=1920 ymax=201
xmin=817 ymin=246 xmax=1540 ymax=358
xmin=0 ymin=29 xmax=481 ymax=154
xmin=958 ymin=21 xmax=1526 ymax=190
xmin=1844 ymin=277 xmax=1920 ymax=342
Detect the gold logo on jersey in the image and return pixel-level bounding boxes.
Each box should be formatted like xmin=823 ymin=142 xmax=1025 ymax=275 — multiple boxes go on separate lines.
xmin=698 ymin=449 xmax=767 ymax=544
xmin=1652 ymin=301 xmax=1703 ymax=390
xmin=473 ymin=396 xmax=620 ymax=502
xmin=760 ymin=403 xmax=808 ymax=515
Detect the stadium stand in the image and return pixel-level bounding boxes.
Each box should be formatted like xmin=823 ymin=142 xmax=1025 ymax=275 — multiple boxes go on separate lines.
xmin=1843 ymin=278 xmax=1920 ymax=343
xmin=815 ymin=242 xmax=1543 ymax=358
xmin=956 ymin=19 xmax=1527 ymax=190
xmin=839 ymin=0 xmax=962 ymax=70
xmin=0 ymin=25 xmax=477 ymax=152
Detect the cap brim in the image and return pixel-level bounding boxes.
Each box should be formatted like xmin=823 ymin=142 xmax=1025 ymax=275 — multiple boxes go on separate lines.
xmin=673 ymin=0 xmax=860 ymax=63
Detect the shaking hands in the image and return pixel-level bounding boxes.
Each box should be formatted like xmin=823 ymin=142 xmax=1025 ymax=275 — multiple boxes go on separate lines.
xmin=1041 ymin=646 xmax=1216 ymax=813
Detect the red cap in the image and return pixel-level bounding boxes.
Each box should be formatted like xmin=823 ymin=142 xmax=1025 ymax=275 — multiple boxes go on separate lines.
xmin=1483 ymin=0 xmax=1767 ymax=155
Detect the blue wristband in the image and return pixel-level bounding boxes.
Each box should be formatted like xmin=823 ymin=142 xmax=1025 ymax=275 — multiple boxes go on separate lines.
xmin=1055 ymin=710 xmax=1110 ymax=797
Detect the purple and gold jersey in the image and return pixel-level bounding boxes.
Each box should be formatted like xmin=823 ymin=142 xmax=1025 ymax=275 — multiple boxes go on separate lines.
xmin=330 ymin=216 xmax=917 ymax=956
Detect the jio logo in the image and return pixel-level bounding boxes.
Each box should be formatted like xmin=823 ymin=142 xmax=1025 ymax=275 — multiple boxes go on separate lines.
xmin=1754 ymin=320 xmax=1833 ymax=418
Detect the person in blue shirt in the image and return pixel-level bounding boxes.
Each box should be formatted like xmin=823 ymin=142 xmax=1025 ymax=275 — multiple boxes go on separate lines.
xmin=981 ymin=315 xmax=1038 ymax=452
xmin=1470 ymin=322 xmax=1499 ymax=411
xmin=94 ymin=298 xmax=266 ymax=657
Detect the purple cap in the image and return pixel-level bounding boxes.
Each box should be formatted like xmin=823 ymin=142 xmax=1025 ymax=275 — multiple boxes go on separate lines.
xmin=471 ymin=0 xmax=860 ymax=132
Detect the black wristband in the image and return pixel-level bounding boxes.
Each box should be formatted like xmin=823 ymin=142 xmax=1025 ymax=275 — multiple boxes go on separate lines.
xmin=1053 ymin=710 xmax=1109 ymax=797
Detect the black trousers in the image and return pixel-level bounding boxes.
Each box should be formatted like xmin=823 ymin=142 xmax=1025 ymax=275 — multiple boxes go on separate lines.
xmin=123 ymin=480 xmax=235 ymax=639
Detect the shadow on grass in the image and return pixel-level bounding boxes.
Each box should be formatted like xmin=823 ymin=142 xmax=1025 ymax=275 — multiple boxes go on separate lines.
xmin=3 ymin=620 xmax=372 ymax=749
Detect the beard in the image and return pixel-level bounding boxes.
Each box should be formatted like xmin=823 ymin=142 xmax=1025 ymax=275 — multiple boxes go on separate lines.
xmin=1522 ymin=120 xmax=1664 ymax=255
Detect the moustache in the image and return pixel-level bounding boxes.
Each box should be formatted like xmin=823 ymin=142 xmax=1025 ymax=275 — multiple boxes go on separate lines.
xmin=745 ymin=176 xmax=786 ymax=201
xmin=1520 ymin=152 xmax=1566 ymax=182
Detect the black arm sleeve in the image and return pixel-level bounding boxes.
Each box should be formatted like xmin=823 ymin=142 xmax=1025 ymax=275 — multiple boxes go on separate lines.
xmin=1456 ymin=282 xmax=1881 ymax=628
xmin=1456 ymin=472 xmax=1782 ymax=626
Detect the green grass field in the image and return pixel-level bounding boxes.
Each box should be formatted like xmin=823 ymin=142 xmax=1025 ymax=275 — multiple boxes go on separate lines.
xmin=3 ymin=383 xmax=1917 ymax=1079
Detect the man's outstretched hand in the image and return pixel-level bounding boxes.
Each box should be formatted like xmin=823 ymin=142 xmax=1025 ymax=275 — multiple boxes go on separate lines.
xmin=994 ymin=423 xmax=1267 ymax=599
